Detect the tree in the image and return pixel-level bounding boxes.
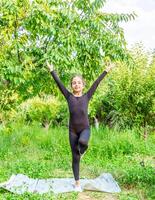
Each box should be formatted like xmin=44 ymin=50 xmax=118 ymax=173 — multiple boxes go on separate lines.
xmin=0 ymin=0 xmax=136 ymax=111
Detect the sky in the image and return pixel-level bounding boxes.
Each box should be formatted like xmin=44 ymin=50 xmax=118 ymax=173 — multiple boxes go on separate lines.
xmin=103 ymin=0 xmax=155 ymax=50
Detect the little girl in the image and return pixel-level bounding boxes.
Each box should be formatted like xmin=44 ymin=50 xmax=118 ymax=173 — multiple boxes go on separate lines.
xmin=46 ymin=61 xmax=114 ymax=191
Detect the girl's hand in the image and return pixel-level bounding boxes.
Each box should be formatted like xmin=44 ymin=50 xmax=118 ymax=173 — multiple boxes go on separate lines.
xmin=46 ymin=61 xmax=54 ymax=72
xmin=105 ymin=62 xmax=115 ymax=73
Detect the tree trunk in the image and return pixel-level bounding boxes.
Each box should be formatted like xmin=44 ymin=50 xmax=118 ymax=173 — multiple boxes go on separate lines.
xmin=43 ymin=122 xmax=49 ymax=131
xmin=94 ymin=117 xmax=99 ymax=130
xmin=143 ymin=119 xmax=148 ymax=140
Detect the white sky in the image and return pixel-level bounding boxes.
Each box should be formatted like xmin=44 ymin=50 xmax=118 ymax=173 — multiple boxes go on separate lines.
xmin=103 ymin=0 xmax=155 ymax=50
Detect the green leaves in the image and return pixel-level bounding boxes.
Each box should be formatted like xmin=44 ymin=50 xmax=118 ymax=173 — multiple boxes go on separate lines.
xmin=0 ymin=0 xmax=136 ymax=111
xmin=103 ymin=44 xmax=155 ymax=130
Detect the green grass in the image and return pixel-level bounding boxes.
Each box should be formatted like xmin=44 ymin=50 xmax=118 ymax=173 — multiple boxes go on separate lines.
xmin=0 ymin=123 xmax=154 ymax=199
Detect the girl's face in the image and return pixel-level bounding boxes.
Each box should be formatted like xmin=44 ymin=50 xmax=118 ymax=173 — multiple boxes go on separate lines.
xmin=71 ymin=76 xmax=84 ymax=93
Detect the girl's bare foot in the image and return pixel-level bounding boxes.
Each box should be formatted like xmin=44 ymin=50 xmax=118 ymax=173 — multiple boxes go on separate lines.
xmin=75 ymin=180 xmax=80 ymax=187
xmin=73 ymin=180 xmax=82 ymax=192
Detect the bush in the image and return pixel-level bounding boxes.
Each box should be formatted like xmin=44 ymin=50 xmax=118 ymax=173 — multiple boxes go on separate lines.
xmin=16 ymin=95 xmax=67 ymax=128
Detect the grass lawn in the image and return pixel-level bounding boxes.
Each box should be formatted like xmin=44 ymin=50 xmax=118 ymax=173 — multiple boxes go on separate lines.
xmin=0 ymin=123 xmax=154 ymax=199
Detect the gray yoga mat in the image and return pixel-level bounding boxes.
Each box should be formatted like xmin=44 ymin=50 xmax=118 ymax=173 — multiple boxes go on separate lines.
xmin=0 ymin=173 xmax=121 ymax=194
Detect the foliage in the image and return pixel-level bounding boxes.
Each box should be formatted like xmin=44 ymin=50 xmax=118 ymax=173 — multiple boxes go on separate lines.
xmin=0 ymin=0 xmax=136 ymax=111
xmin=91 ymin=44 xmax=155 ymax=131
xmin=16 ymin=95 xmax=64 ymax=128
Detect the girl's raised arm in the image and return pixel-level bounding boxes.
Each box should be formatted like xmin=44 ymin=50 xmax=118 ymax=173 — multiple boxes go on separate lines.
xmin=46 ymin=61 xmax=70 ymax=99
xmin=87 ymin=63 xmax=115 ymax=100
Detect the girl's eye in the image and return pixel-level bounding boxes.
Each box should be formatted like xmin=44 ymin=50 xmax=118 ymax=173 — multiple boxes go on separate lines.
xmin=72 ymin=81 xmax=82 ymax=85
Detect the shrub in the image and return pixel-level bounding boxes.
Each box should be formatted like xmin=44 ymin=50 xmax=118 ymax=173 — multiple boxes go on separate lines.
xmin=16 ymin=95 xmax=64 ymax=128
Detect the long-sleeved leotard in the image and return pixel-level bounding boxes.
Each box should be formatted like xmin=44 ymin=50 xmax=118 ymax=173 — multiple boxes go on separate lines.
xmin=50 ymin=69 xmax=107 ymax=181
xmin=50 ymin=70 xmax=107 ymax=133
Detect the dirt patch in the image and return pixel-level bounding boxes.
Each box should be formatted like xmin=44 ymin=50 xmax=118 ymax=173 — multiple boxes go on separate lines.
xmin=78 ymin=192 xmax=92 ymax=200
xmin=78 ymin=192 xmax=118 ymax=200
xmin=101 ymin=194 xmax=118 ymax=200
